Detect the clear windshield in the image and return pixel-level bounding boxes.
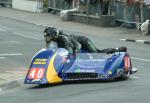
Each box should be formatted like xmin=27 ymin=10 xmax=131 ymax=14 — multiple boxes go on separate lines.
xmin=74 ymin=53 xmax=108 ymax=68
xmin=48 ymin=41 xmax=58 ymax=51
xmin=75 ymin=53 xmax=107 ymax=61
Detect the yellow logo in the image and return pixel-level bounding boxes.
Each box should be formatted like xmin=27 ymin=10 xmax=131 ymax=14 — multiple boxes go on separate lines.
xmin=33 ymin=59 xmax=47 ymax=65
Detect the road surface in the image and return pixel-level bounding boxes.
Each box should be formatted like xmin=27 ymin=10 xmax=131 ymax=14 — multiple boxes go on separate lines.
xmin=0 ymin=17 xmax=150 ymax=103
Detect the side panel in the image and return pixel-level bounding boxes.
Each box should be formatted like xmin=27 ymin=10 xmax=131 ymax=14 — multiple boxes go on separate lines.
xmin=106 ymin=52 xmax=132 ymax=78
xmin=46 ymin=51 xmax=63 ymax=83
xmin=46 ymin=48 xmax=69 ymax=83
xmin=103 ymin=52 xmax=126 ymax=78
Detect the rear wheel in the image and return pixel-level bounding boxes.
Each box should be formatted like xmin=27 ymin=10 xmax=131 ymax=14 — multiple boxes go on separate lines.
xmin=122 ymin=71 xmax=130 ymax=80
xmin=115 ymin=71 xmax=130 ymax=80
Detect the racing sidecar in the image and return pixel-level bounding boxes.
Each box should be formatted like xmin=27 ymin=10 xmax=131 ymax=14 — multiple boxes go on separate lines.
xmin=24 ymin=43 xmax=137 ymax=84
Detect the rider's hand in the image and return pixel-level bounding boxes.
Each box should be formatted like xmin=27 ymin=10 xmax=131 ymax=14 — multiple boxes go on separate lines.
xmin=118 ymin=47 xmax=127 ymax=52
xmin=105 ymin=48 xmax=116 ymax=54
xmin=74 ymin=49 xmax=80 ymax=53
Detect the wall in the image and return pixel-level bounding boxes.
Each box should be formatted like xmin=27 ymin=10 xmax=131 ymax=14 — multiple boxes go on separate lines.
xmin=71 ymin=13 xmax=116 ymax=27
xmin=12 ymin=0 xmax=43 ymax=12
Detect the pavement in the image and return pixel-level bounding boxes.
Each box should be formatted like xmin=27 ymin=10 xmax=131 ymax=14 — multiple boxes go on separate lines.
xmin=0 ymin=70 xmax=26 ymax=91
xmin=0 ymin=7 xmax=150 ymax=90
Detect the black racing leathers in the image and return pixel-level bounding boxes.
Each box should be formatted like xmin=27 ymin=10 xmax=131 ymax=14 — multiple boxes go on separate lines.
xmin=46 ymin=34 xmax=81 ymax=53
xmin=45 ymin=33 xmax=127 ymax=54
xmin=46 ymin=34 xmax=98 ymax=53
xmin=46 ymin=32 xmax=127 ymax=54
xmin=57 ymin=35 xmax=81 ymax=53
xmin=74 ymin=35 xmax=98 ymax=53
xmin=61 ymin=34 xmax=99 ymax=53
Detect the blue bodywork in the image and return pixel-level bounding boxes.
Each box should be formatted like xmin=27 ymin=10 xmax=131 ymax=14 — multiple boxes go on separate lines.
xmin=24 ymin=47 xmax=132 ymax=84
xmin=60 ymin=51 xmax=129 ymax=81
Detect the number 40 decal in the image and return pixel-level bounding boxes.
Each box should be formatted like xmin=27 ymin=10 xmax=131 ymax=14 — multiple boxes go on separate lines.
xmin=28 ymin=68 xmax=45 ymax=79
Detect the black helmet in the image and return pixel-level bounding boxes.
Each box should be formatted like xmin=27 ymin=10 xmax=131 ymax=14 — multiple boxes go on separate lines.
xmin=44 ymin=27 xmax=59 ymax=39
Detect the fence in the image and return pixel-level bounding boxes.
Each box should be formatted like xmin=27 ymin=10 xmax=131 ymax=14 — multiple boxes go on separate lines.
xmin=111 ymin=1 xmax=150 ymax=28
xmin=48 ymin=0 xmax=74 ymax=11
xmin=0 ymin=0 xmax=12 ymax=7
xmin=48 ymin=0 xmax=150 ymax=26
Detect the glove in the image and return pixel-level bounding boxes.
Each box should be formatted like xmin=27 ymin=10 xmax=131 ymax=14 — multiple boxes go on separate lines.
xmin=74 ymin=49 xmax=80 ymax=53
xmin=118 ymin=47 xmax=127 ymax=52
xmin=102 ymin=48 xmax=116 ymax=54
xmin=106 ymin=49 xmax=116 ymax=54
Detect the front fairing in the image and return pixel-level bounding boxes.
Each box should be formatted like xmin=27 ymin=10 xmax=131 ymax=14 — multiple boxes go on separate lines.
xmin=24 ymin=48 xmax=69 ymax=84
xmin=24 ymin=49 xmax=55 ymax=84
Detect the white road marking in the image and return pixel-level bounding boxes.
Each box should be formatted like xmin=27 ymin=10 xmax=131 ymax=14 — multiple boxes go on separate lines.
xmin=36 ymin=24 xmax=42 ymax=26
xmin=136 ymin=40 xmax=145 ymax=43
xmin=131 ymin=57 xmax=150 ymax=62
xmin=13 ymin=32 xmax=41 ymax=40
xmin=0 ymin=28 xmax=6 ymax=32
xmin=0 ymin=54 xmax=23 ymax=56
xmin=130 ymin=76 xmax=140 ymax=79
xmin=36 ymin=24 xmax=49 ymax=27
xmin=120 ymin=39 xmax=126 ymax=41
xmin=0 ymin=41 xmax=20 ymax=44
xmin=0 ymin=88 xmax=2 ymax=92
xmin=0 ymin=57 xmax=6 ymax=59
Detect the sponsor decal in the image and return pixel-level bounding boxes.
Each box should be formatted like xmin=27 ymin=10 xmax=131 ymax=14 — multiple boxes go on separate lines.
xmin=32 ymin=79 xmax=40 ymax=82
xmin=33 ymin=58 xmax=47 ymax=65
xmin=117 ymin=69 xmax=124 ymax=75
xmin=80 ymin=70 xmax=95 ymax=72
xmin=58 ymin=51 xmax=68 ymax=57
xmin=66 ymin=59 xmax=70 ymax=63
xmin=75 ymin=68 xmax=81 ymax=72
xmin=28 ymin=68 xmax=45 ymax=79
xmin=62 ymin=57 xmax=67 ymax=63
xmin=108 ymin=70 xmax=112 ymax=75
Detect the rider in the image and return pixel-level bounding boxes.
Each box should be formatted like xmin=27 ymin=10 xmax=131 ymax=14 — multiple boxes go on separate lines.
xmin=44 ymin=27 xmax=127 ymax=53
xmin=44 ymin=27 xmax=81 ymax=53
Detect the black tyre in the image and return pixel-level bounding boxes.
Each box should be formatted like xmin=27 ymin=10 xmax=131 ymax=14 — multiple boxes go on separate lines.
xmin=115 ymin=71 xmax=130 ymax=80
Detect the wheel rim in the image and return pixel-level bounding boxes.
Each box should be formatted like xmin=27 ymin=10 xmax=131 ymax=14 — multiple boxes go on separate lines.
xmin=123 ymin=71 xmax=130 ymax=79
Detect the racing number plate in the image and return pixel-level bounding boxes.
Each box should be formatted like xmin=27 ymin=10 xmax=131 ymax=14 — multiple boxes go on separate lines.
xmin=28 ymin=68 xmax=45 ymax=79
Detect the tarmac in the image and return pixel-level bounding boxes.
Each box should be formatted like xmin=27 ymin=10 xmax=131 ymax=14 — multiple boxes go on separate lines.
xmin=0 ymin=7 xmax=149 ymax=90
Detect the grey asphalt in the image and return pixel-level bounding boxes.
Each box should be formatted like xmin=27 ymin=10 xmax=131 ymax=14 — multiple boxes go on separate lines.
xmin=0 ymin=7 xmax=149 ymax=85
xmin=0 ymin=8 xmax=149 ymax=42
xmin=0 ymin=7 xmax=150 ymax=103
xmin=0 ymin=16 xmax=45 ymax=85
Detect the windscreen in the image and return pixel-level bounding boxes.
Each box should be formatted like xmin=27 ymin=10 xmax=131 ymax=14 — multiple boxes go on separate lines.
xmin=75 ymin=53 xmax=108 ymax=61
xmin=74 ymin=53 xmax=108 ymax=69
xmin=48 ymin=41 xmax=58 ymax=51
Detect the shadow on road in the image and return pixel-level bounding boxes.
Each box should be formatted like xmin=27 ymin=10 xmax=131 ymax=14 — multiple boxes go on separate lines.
xmin=27 ymin=78 xmax=129 ymax=89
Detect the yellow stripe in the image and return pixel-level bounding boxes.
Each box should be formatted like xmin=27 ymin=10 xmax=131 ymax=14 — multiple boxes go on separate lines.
xmin=46 ymin=51 xmax=63 ymax=83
